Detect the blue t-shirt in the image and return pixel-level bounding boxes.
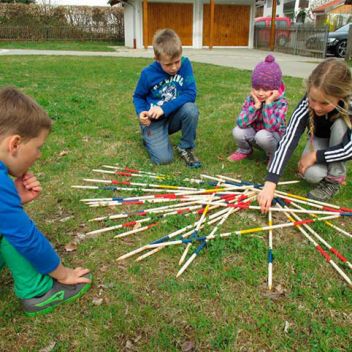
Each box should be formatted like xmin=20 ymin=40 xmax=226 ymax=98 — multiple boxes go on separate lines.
xmin=133 ymin=57 xmax=197 ymax=117
xmin=0 ymin=161 xmax=60 ymax=274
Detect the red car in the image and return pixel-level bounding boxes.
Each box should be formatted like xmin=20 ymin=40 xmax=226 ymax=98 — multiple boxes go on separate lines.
xmin=255 ymin=16 xmax=292 ymax=47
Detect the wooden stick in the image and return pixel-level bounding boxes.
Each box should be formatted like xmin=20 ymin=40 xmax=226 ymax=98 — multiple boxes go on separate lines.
xmin=89 ymin=200 xmax=200 ymax=222
xmin=275 ymin=200 xmax=352 ymax=287
xmin=178 ymin=181 xmax=223 ymax=266
xmin=176 ymin=201 xmax=244 ymax=278
xmin=268 ymin=210 xmax=273 ymax=291
xmin=289 ymin=200 xmax=352 ymax=240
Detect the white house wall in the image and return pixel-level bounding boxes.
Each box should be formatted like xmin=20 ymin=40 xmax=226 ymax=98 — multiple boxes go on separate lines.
xmin=263 ymin=0 xmax=284 ymax=17
xmin=123 ymin=0 xmax=255 ymax=49
xmin=263 ymin=0 xmax=313 ymax=20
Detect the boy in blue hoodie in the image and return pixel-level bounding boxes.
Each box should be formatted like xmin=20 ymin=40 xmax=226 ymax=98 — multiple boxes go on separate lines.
xmin=0 ymin=87 xmax=91 ymax=316
xmin=133 ymin=28 xmax=201 ymax=168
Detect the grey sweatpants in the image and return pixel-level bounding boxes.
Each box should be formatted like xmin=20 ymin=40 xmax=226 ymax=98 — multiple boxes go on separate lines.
xmin=302 ymin=118 xmax=347 ymax=184
xmin=232 ymin=126 xmax=281 ymax=158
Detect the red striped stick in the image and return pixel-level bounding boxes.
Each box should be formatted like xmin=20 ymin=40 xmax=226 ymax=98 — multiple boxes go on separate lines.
xmin=275 ymin=202 xmax=352 ymax=287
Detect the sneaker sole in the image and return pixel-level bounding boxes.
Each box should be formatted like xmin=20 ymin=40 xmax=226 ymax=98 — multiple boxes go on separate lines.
xmin=188 ymin=163 xmax=202 ymax=168
xmin=24 ymin=280 xmax=92 ymax=317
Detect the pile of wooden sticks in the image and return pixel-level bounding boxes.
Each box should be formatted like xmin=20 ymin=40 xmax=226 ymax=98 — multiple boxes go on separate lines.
xmin=72 ymin=165 xmax=352 ymax=289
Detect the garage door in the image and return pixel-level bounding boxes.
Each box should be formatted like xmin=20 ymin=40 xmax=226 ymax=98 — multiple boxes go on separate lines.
xmin=145 ymin=3 xmax=193 ymax=46
xmin=203 ymin=4 xmax=250 ymax=46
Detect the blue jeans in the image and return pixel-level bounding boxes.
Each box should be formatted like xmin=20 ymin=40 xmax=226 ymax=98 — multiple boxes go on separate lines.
xmin=140 ymin=102 xmax=199 ymax=164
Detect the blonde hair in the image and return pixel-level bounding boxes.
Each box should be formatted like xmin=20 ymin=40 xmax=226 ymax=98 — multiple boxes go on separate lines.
xmin=152 ymin=28 xmax=182 ymax=60
xmin=306 ymin=58 xmax=352 ymax=151
xmin=0 ymin=87 xmax=52 ymax=141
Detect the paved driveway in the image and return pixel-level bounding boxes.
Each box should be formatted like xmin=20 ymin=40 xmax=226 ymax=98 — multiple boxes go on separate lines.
xmin=0 ymin=47 xmax=323 ymax=79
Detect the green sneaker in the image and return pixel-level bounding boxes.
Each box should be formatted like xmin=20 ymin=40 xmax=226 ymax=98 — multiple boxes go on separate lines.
xmin=307 ymin=179 xmax=340 ymax=201
xmin=22 ymin=274 xmax=92 ymax=317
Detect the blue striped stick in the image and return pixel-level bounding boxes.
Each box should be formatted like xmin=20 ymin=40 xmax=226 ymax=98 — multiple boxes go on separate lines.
xmin=268 ymin=210 xmax=273 ymax=291
xmin=117 ymin=209 xmax=352 ymax=262
xmin=178 ymin=181 xmax=224 ymax=265
xmin=119 ymin=203 xmax=240 ymax=262
xmin=133 ymin=213 xmax=351 ymax=250
xmin=134 ymin=194 xmax=255 ymax=262
xmin=176 ymin=198 xmax=247 ymax=277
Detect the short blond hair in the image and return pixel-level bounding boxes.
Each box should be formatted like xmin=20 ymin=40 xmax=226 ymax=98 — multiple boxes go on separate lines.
xmin=0 ymin=87 xmax=52 ymax=141
xmin=152 ymin=28 xmax=182 ymax=60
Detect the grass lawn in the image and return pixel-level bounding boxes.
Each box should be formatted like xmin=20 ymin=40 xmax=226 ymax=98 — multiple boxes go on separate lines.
xmin=0 ymin=40 xmax=123 ymax=51
xmin=0 ymin=56 xmax=351 ymax=351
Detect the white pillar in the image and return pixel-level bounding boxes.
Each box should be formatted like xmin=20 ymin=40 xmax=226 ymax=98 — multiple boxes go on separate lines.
xmin=193 ymin=0 xmax=203 ymax=48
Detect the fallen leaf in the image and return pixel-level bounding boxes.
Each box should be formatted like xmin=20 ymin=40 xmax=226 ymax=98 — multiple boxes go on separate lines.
xmin=181 ymin=340 xmax=196 ymax=352
xmin=262 ymin=284 xmax=287 ymax=300
xmin=133 ymin=335 xmax=142 ymax=343
xmin=39 ymin=342 xmax=56 ymax=352
xmin=76 ymin=232 xmax=87 ymax=240
xmin=92 ymin=297 xmax=103 ymax=306
xmin=58 ymin=150 xmax=69 ymax=157
xmin=64 ymin=241 xmax=78 ymax=252
xmin=275 ymin=284 xmax=286 ymax=294
xmin=284 ymin=321 xmax=290 ymax=333
xmin=125 ymin=340 xmax=136 ymax=350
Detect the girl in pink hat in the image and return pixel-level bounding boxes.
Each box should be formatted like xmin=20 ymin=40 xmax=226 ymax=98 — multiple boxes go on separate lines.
xmin=228 ymin=54 xmax=288 ymax=164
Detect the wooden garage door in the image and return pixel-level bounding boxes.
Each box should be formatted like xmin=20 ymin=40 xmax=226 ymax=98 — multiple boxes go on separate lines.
xmin=203 ymin=4 xmax=250 ymax=46
xmin=145 ymin=3 xmax=193 ymax=46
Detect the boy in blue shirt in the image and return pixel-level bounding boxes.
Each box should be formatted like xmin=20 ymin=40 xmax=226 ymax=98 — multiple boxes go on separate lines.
xmin=0 ymin=87 xmax=92 ymax=316
xmin=133 ymin=28 xmax=201 ymax=168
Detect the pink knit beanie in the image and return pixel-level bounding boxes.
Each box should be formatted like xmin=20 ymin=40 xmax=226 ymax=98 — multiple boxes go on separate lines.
xmin=252 ymin=54 xmax=282 ymax=90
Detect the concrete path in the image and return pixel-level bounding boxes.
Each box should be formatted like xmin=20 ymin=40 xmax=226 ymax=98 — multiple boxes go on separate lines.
xmin=0 ymin=47 xmax=323 ymax=79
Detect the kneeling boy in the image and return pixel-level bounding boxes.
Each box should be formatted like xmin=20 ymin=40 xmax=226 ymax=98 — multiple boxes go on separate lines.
xmin=133 ymin=28 xmax=201 ymax=168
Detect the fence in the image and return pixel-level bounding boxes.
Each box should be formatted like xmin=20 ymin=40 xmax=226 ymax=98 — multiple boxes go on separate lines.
xmin=254 ymin=24 xmax=329 ymax=58
xmin=0 ymin=24 xmax=124 ymax=42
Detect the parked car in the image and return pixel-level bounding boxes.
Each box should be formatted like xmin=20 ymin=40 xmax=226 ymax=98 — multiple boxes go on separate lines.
xmin=305 ymin=23 xmax=351 ymax=58
xmin=255 ymin=16 xmax=292 ymax=47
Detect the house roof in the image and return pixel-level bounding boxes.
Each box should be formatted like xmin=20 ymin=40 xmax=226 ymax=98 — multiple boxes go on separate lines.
xmin=312 ymin=0 xmax=346 ymax=13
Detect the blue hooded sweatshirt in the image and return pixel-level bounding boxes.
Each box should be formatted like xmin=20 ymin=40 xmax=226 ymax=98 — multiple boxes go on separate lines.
xmin=0 ymin=162 xmax=60 ymax=274
xmin=133 ymin=57 xmax=197 ymax=117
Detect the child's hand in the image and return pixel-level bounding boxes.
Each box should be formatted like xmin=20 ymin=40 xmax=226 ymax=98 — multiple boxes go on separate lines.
xmin=265 ymin=90 xmax=280 ymax=104
xmin=251 ymin=89 xmax=262 ymax=110
xmin=148 ymin=106 xmax=164 ymax=120
xmin=14 ymin=172 xmax=42 ymax=204
xmin=298 ymin=151 xmax=317 ymax=176
xmin=257 ymin=181 xmax=277 ymax=214
xmin=50 ymin=264 xmax=91 ymax=285
xmin=139 ymin=111 xmax=151 ymax=126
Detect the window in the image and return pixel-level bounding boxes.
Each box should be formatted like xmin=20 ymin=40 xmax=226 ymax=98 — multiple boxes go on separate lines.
xmin=255 ymin=21 xmax=267 ymax=29
xmin=276 ymin=20 xmax=288 ymax=29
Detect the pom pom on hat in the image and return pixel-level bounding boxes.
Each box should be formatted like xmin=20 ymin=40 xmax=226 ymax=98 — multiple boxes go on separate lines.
xmin=252 ymin=54 xmax=282 ymax=90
